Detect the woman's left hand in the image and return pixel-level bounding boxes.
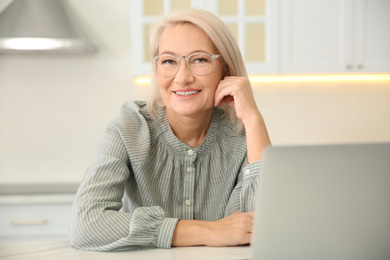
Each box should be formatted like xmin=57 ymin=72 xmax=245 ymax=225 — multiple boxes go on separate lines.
xmin=214 ymin=76 xmax=261 ymax=124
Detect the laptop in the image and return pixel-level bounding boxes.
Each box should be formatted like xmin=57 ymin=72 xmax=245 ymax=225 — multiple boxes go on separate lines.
xmin=250 ymin=142 xmax=390 ymax=260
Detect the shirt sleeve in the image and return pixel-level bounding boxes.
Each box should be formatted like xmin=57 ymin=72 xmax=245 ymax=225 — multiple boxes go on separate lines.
xmin=239 ymin=160 xmax=262 ymax=212
xmin=68 ymin=123 xmax=179 ymax=251
xmin=224 ymin=160 xmax=262 ymax=216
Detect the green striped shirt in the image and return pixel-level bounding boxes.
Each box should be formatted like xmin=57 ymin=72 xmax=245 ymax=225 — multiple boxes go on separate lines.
xmin=69 ymin=100 xmax=261 ymax=251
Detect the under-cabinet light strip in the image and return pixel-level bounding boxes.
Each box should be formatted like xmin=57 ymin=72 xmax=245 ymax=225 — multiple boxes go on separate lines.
xmin=134 ymin=74 xmax=390 ymax=85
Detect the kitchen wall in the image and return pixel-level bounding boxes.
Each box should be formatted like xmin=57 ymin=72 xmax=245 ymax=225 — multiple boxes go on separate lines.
xmin=0 ymin=0 xmax=389 ymax=185
xmin=253 ymin=81 xmax=390 ymax=146
xmin=0 ymin=0 xmax=143 ymax=185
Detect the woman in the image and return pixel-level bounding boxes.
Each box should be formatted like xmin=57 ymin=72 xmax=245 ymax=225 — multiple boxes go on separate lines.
xmin=69 ymin=8 xmax=271 ymax=251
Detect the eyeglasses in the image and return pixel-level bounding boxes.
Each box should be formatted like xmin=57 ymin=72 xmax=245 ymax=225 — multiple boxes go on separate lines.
xmin=151 ymin=52 xmax=222 ymax=78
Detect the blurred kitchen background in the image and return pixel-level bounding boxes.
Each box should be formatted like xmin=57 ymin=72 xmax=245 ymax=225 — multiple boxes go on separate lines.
xmin=0 ymin=0 xmax=389 ymax=241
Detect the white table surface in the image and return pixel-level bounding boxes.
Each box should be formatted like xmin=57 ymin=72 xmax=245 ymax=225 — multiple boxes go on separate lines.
xmin=0 ymin=240 xmax=251 ymax=260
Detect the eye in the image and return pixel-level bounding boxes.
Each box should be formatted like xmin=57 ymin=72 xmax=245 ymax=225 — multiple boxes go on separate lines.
xmin=190 ymin=54 xmax=211 ymax=66
xmin=193 ymin=57 xmax=208 ymax=64
xmin=163 ymin=59 xmax=175 ymax=64
xmin=161 ymin=59 xmax=176 ymax=65
xmin=158 ymin=55 xmax=177 ymax=66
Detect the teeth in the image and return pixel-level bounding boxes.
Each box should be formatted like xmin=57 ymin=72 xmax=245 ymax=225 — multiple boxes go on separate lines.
xmin=175 ymin=90 xmax=200 ymax=96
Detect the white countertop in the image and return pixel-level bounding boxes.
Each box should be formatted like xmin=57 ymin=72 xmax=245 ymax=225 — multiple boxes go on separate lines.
xmin=0 ymin=183 xmax=79 ymax=195
xmin=0 ymin=194 xmax=74 ymax=206
xmin=0 ymin=240 xmax=251 ymax=260
xmin=0 ymin=183 xmax=77 ymax=206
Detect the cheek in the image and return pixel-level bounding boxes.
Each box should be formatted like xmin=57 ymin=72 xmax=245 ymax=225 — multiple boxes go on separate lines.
xmin=202 ymin=79 xmax=219 ymax=103
xmin=206 ymin=74 xmax=222 ymax=92
xmin=209 ymin=81 xmax=219 ymax=93
xmin=158 ymin=77 xmax=172 ymax=92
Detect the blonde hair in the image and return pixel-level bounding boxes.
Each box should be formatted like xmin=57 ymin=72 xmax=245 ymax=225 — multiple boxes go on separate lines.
xmin=147 ymin=8 xmax=248 ymax=130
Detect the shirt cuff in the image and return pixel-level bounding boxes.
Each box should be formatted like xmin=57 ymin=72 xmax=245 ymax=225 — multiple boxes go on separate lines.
xmin=242 ymin=160 xmax=262 ymax=180
xmin=156 ymin=217 xmax=179 ymax=249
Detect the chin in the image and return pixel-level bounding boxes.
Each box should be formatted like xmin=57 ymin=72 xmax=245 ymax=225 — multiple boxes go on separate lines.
xmin=167 ymin=105 xmax=213 ymax=118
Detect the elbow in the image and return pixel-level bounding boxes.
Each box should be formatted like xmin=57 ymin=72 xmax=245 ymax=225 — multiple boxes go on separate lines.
xmin=68 ymin=222 xmax=112 ymax=251
xmin=68 ymin=211 xmax=105 ymax=251
xmin=68 ymin=209 xmax=128 ymax=252
xmin=68 ymin=221 xmax=93 ymax=251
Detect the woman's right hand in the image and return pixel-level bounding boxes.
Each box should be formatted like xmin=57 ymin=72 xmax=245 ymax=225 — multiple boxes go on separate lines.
xmin=205 ymin=211 xmax=254 ymax=246
xmin=171 ymin=211 xmax=255 ymax=247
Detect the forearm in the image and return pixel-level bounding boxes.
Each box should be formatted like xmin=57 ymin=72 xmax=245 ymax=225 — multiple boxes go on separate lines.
xmin=171 ymin=212 xmax=254 ymax=247
xmin=171 ymin=220 xmax=207 ymax=247
xmin=242 ymin=112 xmax=271 ymax=164
xmin=69 ymin=205 xmax=131 ymax=251
xmin=70 ymin=203 xmax=176 ymax=251
xmin=69 ymin=155 xmax=177 ymax=251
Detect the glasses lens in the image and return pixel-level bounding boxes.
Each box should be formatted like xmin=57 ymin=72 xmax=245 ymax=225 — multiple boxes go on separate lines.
xmin=155 ymin=55 xmax=178 ymax=77
xmin=188 ymin=53 xmax=213 ymax=76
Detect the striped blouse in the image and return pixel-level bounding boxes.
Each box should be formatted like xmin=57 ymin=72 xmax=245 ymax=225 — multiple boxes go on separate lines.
xmin=68 ymin=100 xmax=261 ymax=251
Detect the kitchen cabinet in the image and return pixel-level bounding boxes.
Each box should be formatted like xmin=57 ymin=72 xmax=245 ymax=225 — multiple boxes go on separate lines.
xmin=130 ymin=0 xmax=390 ymax=76
xmin=0 ymin=194 xmax=74 ymax=242
xmin=280 ymin=0 xmax=390 ymax=74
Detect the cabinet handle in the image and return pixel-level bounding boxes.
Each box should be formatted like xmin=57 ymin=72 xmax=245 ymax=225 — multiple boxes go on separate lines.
xmin=358 ymin=64 xmax=363 ymax=69
xmin=347 ymin=64 xmax=353 ymax=69
xmin=9 ymin=219 xmax=47 ymax=226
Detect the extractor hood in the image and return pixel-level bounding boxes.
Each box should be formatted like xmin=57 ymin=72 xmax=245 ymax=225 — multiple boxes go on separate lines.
xmin=0 ymin=0 xmax=97 ymax=53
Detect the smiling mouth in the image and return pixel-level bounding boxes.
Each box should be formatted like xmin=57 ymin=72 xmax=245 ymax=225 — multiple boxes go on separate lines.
xmin=174 ymin=90 xmax=201 ymax=96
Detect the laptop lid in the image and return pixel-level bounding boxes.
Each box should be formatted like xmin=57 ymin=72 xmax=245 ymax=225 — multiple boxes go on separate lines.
xmin=250 ymin=143 xmax=390 ymax=260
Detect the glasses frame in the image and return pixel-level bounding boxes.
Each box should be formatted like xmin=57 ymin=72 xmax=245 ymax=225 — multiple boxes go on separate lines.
xmin=151 ymin=52 xmax=222 ymax=78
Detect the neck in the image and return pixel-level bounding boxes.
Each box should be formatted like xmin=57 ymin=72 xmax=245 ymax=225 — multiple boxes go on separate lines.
xmin=166 ymin=108 xmax=213 ymax=148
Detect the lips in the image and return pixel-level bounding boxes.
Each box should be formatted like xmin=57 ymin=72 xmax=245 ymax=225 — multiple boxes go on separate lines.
xmin=173 ymin=90 xmax=201 ymax=96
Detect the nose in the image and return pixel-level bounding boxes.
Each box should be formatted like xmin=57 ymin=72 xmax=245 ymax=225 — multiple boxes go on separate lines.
xmin=174 ymin=57 xmax=194 ymax=85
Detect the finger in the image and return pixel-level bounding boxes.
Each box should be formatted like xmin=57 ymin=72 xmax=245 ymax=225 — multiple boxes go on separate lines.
xmin=214 ymin=83 xmax=234 ymax=107
xmin=215 ymin=88 xmax=237 ymax=108
xmin=237 ymin=231 xmax=253 ymax=246
xmin=221 ymin=95 xmax=235 ymax=108
xmin=214 ymin=77 xmax=251 ymax=107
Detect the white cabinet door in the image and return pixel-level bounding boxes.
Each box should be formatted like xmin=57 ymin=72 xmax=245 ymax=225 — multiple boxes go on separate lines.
xmin=280 ymin=0 xmax=390 ymax=74
xmin=354 ymin=0 xmax=390 ymax=73
xmin=0 ymin=204 xmax=72 ymax=242
xmin=280 ymin=0 xmax=351 ymax=73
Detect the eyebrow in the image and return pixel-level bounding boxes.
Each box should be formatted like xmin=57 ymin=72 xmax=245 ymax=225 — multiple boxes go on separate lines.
xmin=159 ymin=50 xmax=211 ymax=56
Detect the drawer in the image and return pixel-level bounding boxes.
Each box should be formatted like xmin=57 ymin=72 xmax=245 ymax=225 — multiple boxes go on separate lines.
xmin=0 ymin=204 xmax=72 ymax=242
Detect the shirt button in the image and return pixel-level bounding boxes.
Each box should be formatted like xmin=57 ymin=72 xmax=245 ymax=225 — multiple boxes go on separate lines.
xmin=186 ymin=167 xmax=192 ymax=173
xmin=185 ymin=200 xmax=191 ymax=206
xmin=188 ymin=149 xmax=194 ymax=155
xmin=245 ymin=169 xmax=251 ymax=175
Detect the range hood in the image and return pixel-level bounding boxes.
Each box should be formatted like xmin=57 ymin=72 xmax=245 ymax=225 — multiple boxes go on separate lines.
xmin=0 ymin=0 xmax=97 ymax=53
